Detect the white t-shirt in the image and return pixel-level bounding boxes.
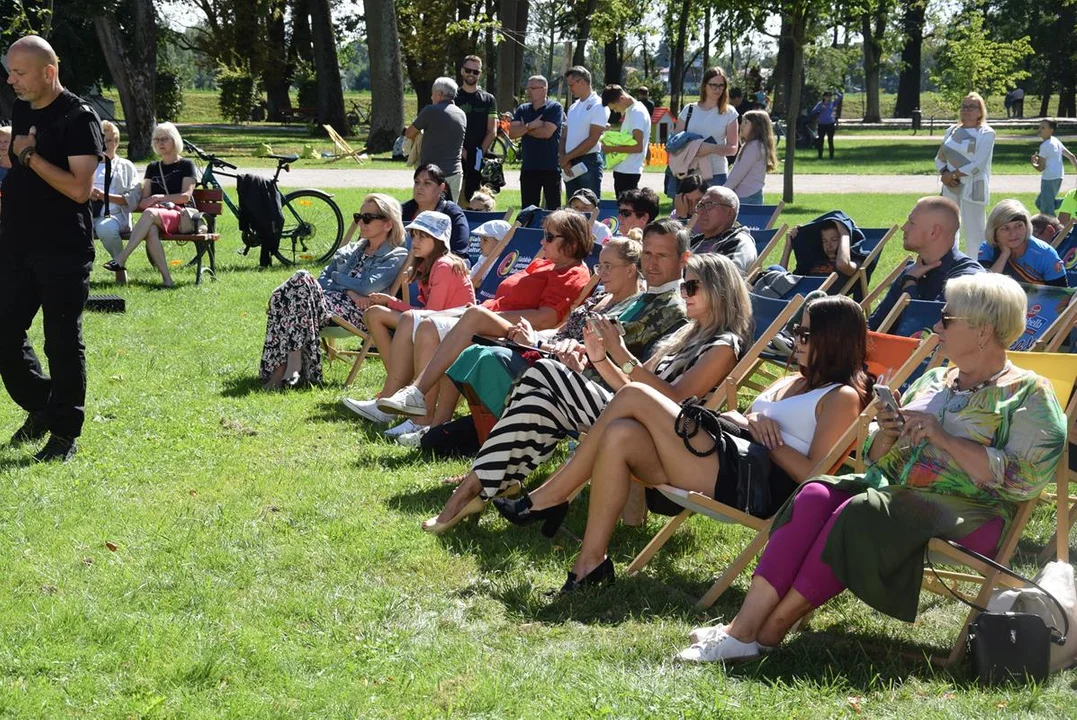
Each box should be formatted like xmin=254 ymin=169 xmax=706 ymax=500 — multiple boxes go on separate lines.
xmin=1039 ymin=137 xmax=1065 ymax=180
xmin=565 ymin=92 xmax=608 ymax=157
xmin=615 ymin=100 xmax=652 ymax=174
xmin=677 ymin=103 xmax=740 ymax=176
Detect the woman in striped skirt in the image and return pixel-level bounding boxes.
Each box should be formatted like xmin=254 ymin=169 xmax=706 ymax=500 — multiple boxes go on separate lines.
xmin=422 ymin=253 xmax=754 ymax=533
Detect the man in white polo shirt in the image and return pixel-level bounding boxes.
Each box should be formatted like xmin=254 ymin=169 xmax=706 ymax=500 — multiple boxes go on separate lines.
xmin=559 ymin=66 xmax=607 ymax=198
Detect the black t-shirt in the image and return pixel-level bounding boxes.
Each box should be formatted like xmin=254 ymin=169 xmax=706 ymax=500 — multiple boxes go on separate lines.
xmin=145 ymin=158 xmax=197 ymax=196
xmin=0 ymin=90 xmax=103 ymax=257
xmin=455 ymin=87 xmax=496 ymax=150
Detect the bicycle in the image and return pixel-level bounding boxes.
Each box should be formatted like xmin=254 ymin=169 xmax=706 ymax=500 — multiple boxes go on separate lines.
xmin=345 ymin=99 xmax=370 ymax=130
xmin=489 ymin=118 xmax=519 ymax=166
xmin=184 ymin=140 xmax=345 ymax=266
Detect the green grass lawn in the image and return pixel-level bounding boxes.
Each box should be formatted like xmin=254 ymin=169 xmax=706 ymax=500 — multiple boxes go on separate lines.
xmin=1 ymin=189 xmax=1072 ymax=716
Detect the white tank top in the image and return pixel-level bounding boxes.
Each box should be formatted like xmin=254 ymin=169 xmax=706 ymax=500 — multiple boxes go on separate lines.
xmin=749 ymin=380 xmax=842 ymax=455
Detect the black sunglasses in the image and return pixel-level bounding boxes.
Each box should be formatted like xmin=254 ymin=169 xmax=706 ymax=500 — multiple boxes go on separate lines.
xmin=681 ymin=278 xmax=700 ymax=297
xmin=618 ymin=208 xmax=646 ymax=219
xmin=543 ymin=232 xmax=563 ymax=243
xmin=791 ymin=324 xmax=812 ymax=343
xmin=355 ymin=212 xmax=387 ymax=224
xmin=462 ymin=67 xmax=481 ymax=75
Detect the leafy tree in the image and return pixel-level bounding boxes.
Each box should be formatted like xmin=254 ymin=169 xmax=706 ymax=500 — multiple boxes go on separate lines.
xmin=931 ymin=10 xmax=1032 ymax=104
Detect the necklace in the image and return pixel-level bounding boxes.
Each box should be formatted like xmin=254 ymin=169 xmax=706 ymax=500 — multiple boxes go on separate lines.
xmin=945 ymin=361 xmax=1010 ymax=412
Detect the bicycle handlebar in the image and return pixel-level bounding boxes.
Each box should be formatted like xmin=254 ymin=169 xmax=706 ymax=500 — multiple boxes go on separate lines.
xmin=183 ymin=140 xmax=237 ymax=170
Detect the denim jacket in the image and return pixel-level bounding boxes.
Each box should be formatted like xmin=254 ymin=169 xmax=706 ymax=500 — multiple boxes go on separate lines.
xmin=317 ymin=240 xmax=409 ymax=296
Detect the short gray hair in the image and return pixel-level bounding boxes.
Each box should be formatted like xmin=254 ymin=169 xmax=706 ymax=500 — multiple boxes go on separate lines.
xmin=432 ymin=77 xmax=458 ymax=100
xmin=528 ymin=75 xmax=548 ymax=88
xmin=703 ymin=185 xmax=740 ymax=217
xmin=152 ymin=122 xmax=183 ymax=154
xmin=945 ymin=274 xmax=1028 ymax=348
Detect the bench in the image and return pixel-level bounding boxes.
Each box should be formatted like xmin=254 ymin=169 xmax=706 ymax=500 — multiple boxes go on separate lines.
xmin=159 ymin=188 xmax=223 ymax=284
xmin=280 ymin=106 xmax=318 ymax=124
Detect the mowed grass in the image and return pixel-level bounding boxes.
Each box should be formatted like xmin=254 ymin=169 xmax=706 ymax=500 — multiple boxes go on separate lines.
xmin=0 ymin=189 xmax=1073 ymax=717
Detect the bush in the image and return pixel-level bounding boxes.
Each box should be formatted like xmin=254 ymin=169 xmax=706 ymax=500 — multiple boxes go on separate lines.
xmin=218 ymin=67 xmax=259 ymax=124
xmin=294 ymin=60 xmax=318 ymax=110
xmin=155 ymin=68 xmax=185 ymax=122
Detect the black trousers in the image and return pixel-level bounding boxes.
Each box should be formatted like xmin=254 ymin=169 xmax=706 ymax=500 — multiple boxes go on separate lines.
xmin=462 ymin=149 xmax=483 ymax=201
xmin=613 ymin=172 xmax=641 ymax=197
xmin=817 ymin=123 xmax=836 ymax=158
xmin=519 ymin=169 xmax=561 ymax=210
xmin=0 ymin=253 xmax=91 ymax=439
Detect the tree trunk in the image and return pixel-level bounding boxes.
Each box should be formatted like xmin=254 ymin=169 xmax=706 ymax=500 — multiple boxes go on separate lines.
xmin=291 ymin=0 xmax=314 ymax=65
xmin=497 ymin=0 xmax=519 ymax=111
xmin=93 ymin=0 xmax=156 ymax=160
xmin=364 ymin=0 xmax=404 ymax=151
xmin=264 ymin=3 xmax=292 ymax=121
xmin=702 ymin=6 xmax=711 ymax=71
xmin=512 ymin=1 xmax=529 ymax=104
xmin=572 ymin=0 xmax=599 ymax=66
xmin=783 ymin=7 xmax=808 ymax=203
xmin=669 ymin=0 xmax=692 ymax=114
xmin=894 ymin=1 xmax=924 ymax=117
xmin=604 ymin=36 xmax=623 ymax=86
xmin=772 ymin=15 xmax=792 ymax=116
xmin=308 ymin=0 xmax=348 ymax=135
xmin=861 ymin=8 xmax=886 ymax=123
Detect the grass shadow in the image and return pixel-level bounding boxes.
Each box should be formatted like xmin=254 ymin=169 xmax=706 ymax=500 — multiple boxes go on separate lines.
xmin=0 ymin=455 xmax=37 ymax=471
xmin=220 ymin=374 xmax=267 ymax=398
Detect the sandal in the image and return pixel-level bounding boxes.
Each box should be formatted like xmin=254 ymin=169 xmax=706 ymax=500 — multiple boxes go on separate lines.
xmin=103 ymin=260 xmax=125 ymax=272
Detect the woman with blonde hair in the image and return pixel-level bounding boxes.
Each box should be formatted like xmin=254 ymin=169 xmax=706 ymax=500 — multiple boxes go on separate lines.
xmin=103 ymin=122 xmax=196 ymax=286
xmin=978 ymin=198 xmax=1068 ymax=286
xmin=426 ymin=253 xmax=752 ymax=534
xmin=936 ymin=92 xmax=995 ymax=255
xmin=260 ymin=193 xmax=409 ymax=389
xmin=724 ymin=109 xmax=777 ymax=205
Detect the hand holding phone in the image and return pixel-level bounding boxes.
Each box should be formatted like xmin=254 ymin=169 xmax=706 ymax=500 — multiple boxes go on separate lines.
xmin=873 ymin=384 xmax=904 ymax=428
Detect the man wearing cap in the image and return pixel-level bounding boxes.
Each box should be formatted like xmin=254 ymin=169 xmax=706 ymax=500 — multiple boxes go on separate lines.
xmin=689 ymin=186 xmax=756 ymax=274
xmin=507 ymin=75 xmax=563 ymax=210
xmin=560 ymin=66 xmax=607 ymax=198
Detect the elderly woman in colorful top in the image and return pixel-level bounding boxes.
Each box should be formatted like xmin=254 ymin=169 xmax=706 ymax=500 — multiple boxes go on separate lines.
xmin=679 ymin=274 xmax=1067 ymax=663
xmin=978 ymin=199 xmax=1069 ymax=287
xmin=427 ymin=253 xmax=752 ymax=535
xmin=936 ymin=92 xmax=996 ymax=256
xmin=342 ymin=209 xmax=592 ymax=427
xmin=260 ymin=193 xmax=408 ymax=389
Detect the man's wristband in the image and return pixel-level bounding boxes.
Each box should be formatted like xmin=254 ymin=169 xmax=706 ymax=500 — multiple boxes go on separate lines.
xmin=19 ymin=146 xmax=36 ymax=166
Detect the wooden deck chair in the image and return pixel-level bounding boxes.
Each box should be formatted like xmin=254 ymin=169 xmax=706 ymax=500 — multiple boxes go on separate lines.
xmin=921 ymin=351 xmax=1077 ymax=665
xmin=627 ymin=331 xmax=940 ymax=608
xmin=738 ymin=201 xmax=784 ymax=231
xmin=861 ymin=256 xmax=914 ymax=315
xmin=1010 ymin=284 xmax=1077 ymax=352
xmin=744 ymin=224 xmax=788 ymax=280
xmin=474 ymin=226 xmax=547 ymax=303
xmin=835 ymin=225 xmax=899 ymax=298
xmin=321 ymin=124 xmax=367 ymax=165
xmin=569 ymin=240 xmax=607 ymax=312
xmin=1050 ymin=218 xmax=1075 ymax=250
xmin=874 ymin=295 xmax=945 ymax=337
xmin=463 ymin=209 xmax=514 ymax=267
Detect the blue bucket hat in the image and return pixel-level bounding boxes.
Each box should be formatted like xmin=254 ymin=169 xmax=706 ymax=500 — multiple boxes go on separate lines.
xmin=405 ymin=210 xmax=452 ymax=249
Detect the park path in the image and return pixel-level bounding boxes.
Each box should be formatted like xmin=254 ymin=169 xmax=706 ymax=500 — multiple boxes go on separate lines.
xmin=184 ymin=165 xmax=1046 ymax=195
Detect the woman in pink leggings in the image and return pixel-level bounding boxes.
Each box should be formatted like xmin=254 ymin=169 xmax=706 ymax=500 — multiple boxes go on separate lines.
xmin=679 ymin=274 xmax=1068 ymax=663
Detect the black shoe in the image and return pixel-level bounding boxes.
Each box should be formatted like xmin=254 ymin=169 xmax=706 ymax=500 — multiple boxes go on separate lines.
xmin=560 ymin=557 xmax=615 ymax=594
xmin=492 ymin=490 xmax=569 ymax=538
xmin=33 ymin=435 xmax=77 ymax=463
xmin=11 ymin=411 xmax=48 ymax=445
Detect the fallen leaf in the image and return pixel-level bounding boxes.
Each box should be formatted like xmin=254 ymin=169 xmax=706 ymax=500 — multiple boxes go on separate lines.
xmin=189 ymin=489 xmax=198 ymax=496
xmin=997 ymin=702 xmax=1008 ymax=709
xmin=847 ymin=696 xmax=864 ymax=714
xmin=109 ymin=375 xmax=123 ymax=382
xmin=105 ymin=541 xmax=118 ymax=552
xmin=941 ymin=692 xmax=955 ymax=701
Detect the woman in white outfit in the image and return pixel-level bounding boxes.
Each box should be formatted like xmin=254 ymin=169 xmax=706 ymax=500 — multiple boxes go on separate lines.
xmin=935 ymin=92 xmax=995 ymax=256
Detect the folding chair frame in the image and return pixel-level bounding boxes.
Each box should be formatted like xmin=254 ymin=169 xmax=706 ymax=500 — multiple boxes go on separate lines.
xmin=836 ymin=225 xmax=899 ymax=297
xmin=322 ymin=124 xmax=367 ymax=165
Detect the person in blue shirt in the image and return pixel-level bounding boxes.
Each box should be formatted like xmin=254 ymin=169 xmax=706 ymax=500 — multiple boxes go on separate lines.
xmin=978 ymin=199 xmax=1069 ymax=287
xmin=811 ymin=91 xmax=842 ymax=159
xmin=506 ymin=75 xmax=564 ymax=210
xmin=868 ymin=197 xmax=984 ymax=330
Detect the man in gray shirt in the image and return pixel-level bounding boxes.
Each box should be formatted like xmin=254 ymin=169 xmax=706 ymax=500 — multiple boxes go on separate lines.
xmin=407 ymin=77 xmax=467 ymax=203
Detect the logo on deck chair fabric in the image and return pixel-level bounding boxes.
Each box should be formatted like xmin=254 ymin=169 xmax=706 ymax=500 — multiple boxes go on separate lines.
xmin=497 ymin=251 xmax=521 ymax=278
xmin=601 ymin=216 xmax=619 ymax=235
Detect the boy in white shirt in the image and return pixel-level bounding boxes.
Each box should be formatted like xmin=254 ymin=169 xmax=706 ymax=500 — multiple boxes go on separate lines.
xmin=1031 ymin=118 xmax=1077 ymax=215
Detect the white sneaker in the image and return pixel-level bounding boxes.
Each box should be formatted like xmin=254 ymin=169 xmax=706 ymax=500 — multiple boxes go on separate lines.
xmin=376 ymin=385 xmax=427 ymax=417
xmin=676 ymin=628 xmax=761 ymax=663
xmin=341 ymin=397 xmax=396 ymax=423
xmin=396 ymin=426 xmax=430 ymax=447
xmin=384 ymin=419 xmax=423 ymax=438
xmin=688 ymin=623 xmax=726 ymax=645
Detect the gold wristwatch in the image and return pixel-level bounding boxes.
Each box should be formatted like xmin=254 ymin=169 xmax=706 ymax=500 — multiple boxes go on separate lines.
xmin=620 ymin=357 xmax=641 ymax=374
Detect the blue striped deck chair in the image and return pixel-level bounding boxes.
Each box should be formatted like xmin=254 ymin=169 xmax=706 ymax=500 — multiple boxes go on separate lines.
xmin=463 ymin=209 xmax=512 ymax=266
xmin=1011 ymin=283 xmax=1077 ymax=352
xmin=835 ymin=225 xmax=899 ymax=299
xmin=737 ymin=201 xmax=784 ymax=231
xmin=598 ymin=198 xmax=619 ymax=212
xmin=1053 ymin=223 xmax=1077 ymax=293
xmin=525 ymin=208 xmax=554 ymax=229
xmin=774 ymin=272 xmax=838 ymax=300
xmin=474 ymin=226 xmax=547 ymax=304
xmin=745 ymin=224 xmax=788 ymax=278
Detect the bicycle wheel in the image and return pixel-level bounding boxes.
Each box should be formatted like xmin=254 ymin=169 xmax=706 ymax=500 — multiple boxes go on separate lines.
xmin=274 ymin=189 xmax=344 ymax=266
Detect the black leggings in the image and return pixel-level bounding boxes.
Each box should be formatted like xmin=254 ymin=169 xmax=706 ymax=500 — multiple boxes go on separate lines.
xmin=817 ymin=123 xmax=835 ymax=158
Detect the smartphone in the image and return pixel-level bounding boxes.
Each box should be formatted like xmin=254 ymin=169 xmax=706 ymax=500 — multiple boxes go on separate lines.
xmin=873 ymin=385 xmax=904 ymax=424
xmin=586 ymin=313 xmax=625 ymax=336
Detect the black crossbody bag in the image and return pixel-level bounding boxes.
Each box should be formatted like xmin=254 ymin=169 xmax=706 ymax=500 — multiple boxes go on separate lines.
xmin=927 ymin=540 xmax=1069 ymax=684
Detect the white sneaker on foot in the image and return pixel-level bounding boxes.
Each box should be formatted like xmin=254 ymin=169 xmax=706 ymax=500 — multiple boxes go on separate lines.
xmin=376 ymin=385 xmax=427 ymax=417
xmin=341 ymin=397 xmax=396 ymax=423
xmin=688 ymin=623 xmax=726 ymax=645
xmin=676 ymin=628 xmax=761 ymax=663
xmin=396 ymin=426 xmax=430 ymax=447
xmin=384 ymin=418 xmax=423 ymax=438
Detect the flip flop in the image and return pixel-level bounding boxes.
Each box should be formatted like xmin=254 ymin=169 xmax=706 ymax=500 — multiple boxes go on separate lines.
xmin=103 ymin=260 xmax=125 ymax=272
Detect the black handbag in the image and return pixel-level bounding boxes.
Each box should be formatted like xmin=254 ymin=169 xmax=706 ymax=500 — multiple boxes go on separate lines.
xmin=928 ymin=540 xmax=1069 ymax=684
xmin=673 ymin=399 xmax=772 ymax=518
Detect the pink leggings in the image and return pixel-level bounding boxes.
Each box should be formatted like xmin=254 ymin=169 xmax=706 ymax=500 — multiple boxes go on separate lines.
xmin=754 ymin=483 xmax=1005 ymax=607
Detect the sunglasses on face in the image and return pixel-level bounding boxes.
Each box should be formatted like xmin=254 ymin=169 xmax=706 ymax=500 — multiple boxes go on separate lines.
xmin=462 ymin=68 xmax=481 ymax=76
xmin=355 ymin=212 xmax=387 ymax=224
xmin=618 ymin=207 xmax=646 ymax=219
xmin=791 ymin=324 xmax=812 ymax=343
xmin=940 ymin=313 xmax=970 ymax=329
xmin=542 ymin=232 xmax=563 ymax=244
xmin=681 ymin=278 xmax=700 ymax=297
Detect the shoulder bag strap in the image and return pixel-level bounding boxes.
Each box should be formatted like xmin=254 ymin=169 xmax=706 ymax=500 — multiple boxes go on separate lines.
xmin=685 ymin=103 xmax=694 ymax=132
xmin=926 ymin=539 xmax=1069 ymax=645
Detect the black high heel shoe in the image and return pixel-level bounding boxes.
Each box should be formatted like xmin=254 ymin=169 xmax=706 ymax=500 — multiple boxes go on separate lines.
xmin=560 ymin=556 xmax=615 ymax=594
xmin=491 ymin=489 xmax=568 ymax=538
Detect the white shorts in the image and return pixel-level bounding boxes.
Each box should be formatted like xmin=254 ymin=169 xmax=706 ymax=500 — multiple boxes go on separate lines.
xmin=408 ymin=306 xmax=469 ymax=341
